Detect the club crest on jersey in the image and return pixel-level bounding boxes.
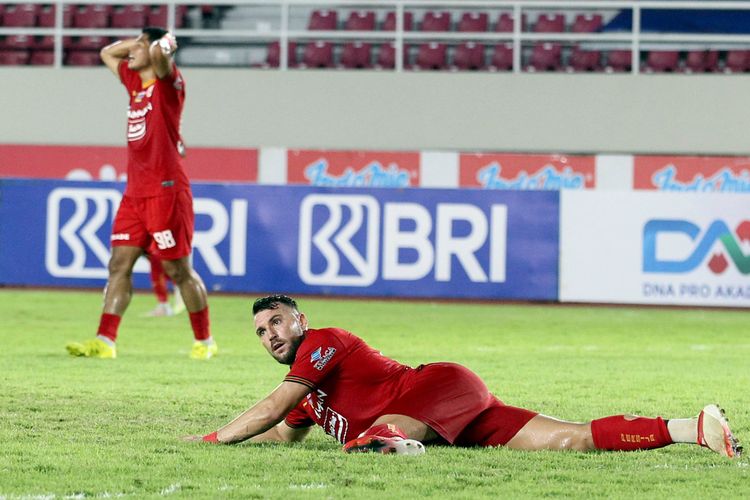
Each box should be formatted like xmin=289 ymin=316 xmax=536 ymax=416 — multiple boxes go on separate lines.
xmin=313 ymin=347 xmax=336 ymax=371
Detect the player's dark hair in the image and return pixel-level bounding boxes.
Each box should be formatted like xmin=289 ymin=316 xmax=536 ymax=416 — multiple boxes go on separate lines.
xmin=141 ymin=26 xmax=168 ymax=44
xmin=252 ymin=295 xmax=298 ymax=315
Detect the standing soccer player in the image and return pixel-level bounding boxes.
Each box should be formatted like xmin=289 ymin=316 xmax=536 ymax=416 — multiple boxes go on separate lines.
xmin=66 ymin=27 xmax=216 ymax=359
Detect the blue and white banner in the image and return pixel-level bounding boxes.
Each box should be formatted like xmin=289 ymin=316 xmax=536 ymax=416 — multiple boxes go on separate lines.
xmin=0 ymin=179 xmax=559 ymax=300
xmin=560 ymin=191 xmax=750 ymax=307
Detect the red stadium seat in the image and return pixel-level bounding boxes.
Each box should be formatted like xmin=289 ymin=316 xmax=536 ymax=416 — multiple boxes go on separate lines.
xmin=414 ymin=42 xmax=447 ymax=70
xmin=3 ymin=35 xmax=35 ymax=50
xmin=382 ymin=11 xmax=414 ymax=31
xmin=724 ymin=50 xmax=750 ymax=73
xmin=683 ymin=50 xmax=719 ymax=73
xmin=72 ymin=36 xmax=110 ymax=51
xmin=526 ymin=42 xmax=562 ymax=72
xmin=66 ymin=50 xmax=102 ymax=66
xmin=421 ymin=11 xmax=451 ymax=32
xmin=495 ymin=12 xmax=526 ymax=32
xmin=73 ymin=5 xmax=111 ymax=29
xmin=0 ymin=50 xmax=31 ymax=65
xmin=147 ymin=5 xmax=187 ymax=29
xmin=264 ymin=41 xmax=297 ymax=68
xmin=30 ymin=50 xmax=54 ymax=65
xmin=308 ymin=10 xmax=338 ymax=30
xmin=488 ymin=43 xmax=513 ymax=71
xmin=301 ymin=41 xmax=334 ymax=68
xmin=457 ymin=12 xmax=488 ymax=32
xmin=605 ymin=50 xmax=633 ymax=72
xmin=643 ymin=50 xmax=680 ymax=73
xmin=376 ymin=42 xmax=410 ymax=69
xmin=2 ymin=3 xmax=39 ymax=27
xmin=35 ymin=36 xmax=54 ymax=50
xmin=37 ymin=4 xmax=73 ymax=27
xmin=111 ymin=5 xmax=148 ymax=29
xmin=534 ymin=13 xmax=565 ymax=33
xmin=571 ymin=13 xmax=603 ymax=33
xmin=340 ymin=42 xmax=372 ymax=69
xmin=452 ymin=42 xmax=486 ymax=70
xmin=345 ymin=11 xmax=376 ymax=31
xmin=567 ymin=47 xmax=601 ymax=72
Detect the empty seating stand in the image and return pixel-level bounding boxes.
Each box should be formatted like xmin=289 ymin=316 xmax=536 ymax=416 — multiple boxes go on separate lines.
xmin=111 ymin=5 xmax=148 ymax=29
xmin=263 ymin=41 xmax=297 ymax=68
xmin=458 ymin=12 xmax=488 ymax=32
xmin=72 ymin=5 xmax=111 ymax=29
xmin=340 ymin=42 xmax=372 ymax=68
xmin=488 ymin=43 xmax=513 ymax=71
xmin=683 ymin=50 xmax=719 ymax=73
xmin=643 ymin=50 xmax=680 ymax=73
xmin=382 ymin=11 xmax=414 ymax=31
xmin=345 ymin=11 xmax=376 ymax=31
xmin=301 ymin=41 xmax=334 ymax=68
xmin=421 ymin=11 xmax=451 ymax=32
xmin=413 ymin=42 xmax=447 ymax=70
xmin=723 ymin=50 xmax=750 ymax=73
xmin=453 ymin=42 xmax=486 ymax=70
xmin=309 ymin=10 xmax=338 ymax=30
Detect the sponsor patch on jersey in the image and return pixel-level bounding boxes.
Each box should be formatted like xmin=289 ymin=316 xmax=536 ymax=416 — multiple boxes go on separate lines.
xmin=310 ymin=347 xmax=322 ymax=363
xmin=111 ymin=233 xmax=130 ymax=241
xmin=313 ymin=347 xmax=336 ymax=371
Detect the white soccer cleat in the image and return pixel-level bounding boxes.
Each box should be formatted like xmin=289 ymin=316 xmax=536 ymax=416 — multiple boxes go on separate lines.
xmin=343 ymin=435 xmax=426 ymax=455
xmin=697 ymin=404 xmax=742 ymax=458
xmin=146 ymin=302 xmax=174 ymax=317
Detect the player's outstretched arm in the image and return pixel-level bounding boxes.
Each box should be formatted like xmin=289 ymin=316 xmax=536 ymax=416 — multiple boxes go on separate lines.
xmin=100 ymin=39 xmax=137 ymax=77
xmin=250 ymin=421 xmax=312 ymax=443
xmin=149 ymin=32 xmax=177 ymax=79
xmin=186 ymin=381 xmax=310 ymax=445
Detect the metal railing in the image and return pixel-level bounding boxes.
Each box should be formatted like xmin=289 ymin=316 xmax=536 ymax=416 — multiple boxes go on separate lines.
xmin=2 ymin=0 xmax=750 ymax=71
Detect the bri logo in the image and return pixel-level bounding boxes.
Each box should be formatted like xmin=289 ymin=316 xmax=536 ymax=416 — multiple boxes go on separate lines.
xmin=476 ymin=163 xmax=586 ymax=190
xmin=304 ymin=160 xmax=412 ymax=187
xmin=643 ymin=220 xmax=750 ymax=274
xmin=651 ymin=165 xmax=750 ymax=193
xmin=310 ymin=347 xmax=322 ymax=363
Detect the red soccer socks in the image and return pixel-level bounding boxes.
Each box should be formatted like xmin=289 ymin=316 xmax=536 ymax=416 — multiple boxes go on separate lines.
xmin=591 ymin=415 xmax=673 ymax=451
xmin=97 ymin=313 xmax=122 ymax=343
xmin=188 ymin=306 xmax=211 ymax=341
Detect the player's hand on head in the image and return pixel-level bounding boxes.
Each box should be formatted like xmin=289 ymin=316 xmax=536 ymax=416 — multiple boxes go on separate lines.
xmin=158 ymin=32 xmax=178 ymax=56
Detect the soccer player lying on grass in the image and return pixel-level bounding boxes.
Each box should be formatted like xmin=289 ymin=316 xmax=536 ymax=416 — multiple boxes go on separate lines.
xmin=185 ymin=295 xmax=742 ymax=458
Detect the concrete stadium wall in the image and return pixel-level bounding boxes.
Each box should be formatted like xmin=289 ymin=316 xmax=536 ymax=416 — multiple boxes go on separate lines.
xmin=2 ymin=67 xmax=749 ymax=155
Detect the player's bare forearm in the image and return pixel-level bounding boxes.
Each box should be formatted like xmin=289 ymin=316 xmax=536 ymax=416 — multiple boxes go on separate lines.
xmin=149 ymin=32 xmax=178 ymax=79
xmin=100 ymin=39 xmax=137 ymax=76
xmin=250 ymin=422 xmax=312 ymax=443
xmin=211 ymin=382 xmax=310 ymax=444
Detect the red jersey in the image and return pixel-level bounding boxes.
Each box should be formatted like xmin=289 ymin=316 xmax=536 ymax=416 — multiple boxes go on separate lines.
xmin=284 ymin=328 xmax=414 ymax=443
xmin=118 ymin=61 xmax=190 ymax=198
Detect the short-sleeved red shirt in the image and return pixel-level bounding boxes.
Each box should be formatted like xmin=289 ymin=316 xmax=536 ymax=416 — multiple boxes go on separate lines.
xmin=283 ymin=328 xmax=414 ymax=443
xmin=118 ymin=61 xmax=190 ymax=197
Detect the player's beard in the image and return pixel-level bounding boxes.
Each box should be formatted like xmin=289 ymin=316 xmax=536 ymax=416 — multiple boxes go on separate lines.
xmin=273 ymin=334 xmax=304 ymax=365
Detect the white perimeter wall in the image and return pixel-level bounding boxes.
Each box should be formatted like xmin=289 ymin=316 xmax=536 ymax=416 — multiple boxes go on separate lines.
xmin=2 ymin=67 xmax=750 ymax=155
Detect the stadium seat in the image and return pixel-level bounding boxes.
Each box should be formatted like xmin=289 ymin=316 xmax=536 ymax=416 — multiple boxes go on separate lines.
xmin=147 ymin=5 xmax=187 ymax=29
xmin=37 ymin=4 xmax=73 ymax=27
xmin=683 ymin=50 xmax=719 ymax=73
xmin=488 ymin=43 xmax=513 ymax=71
xmin=2 ymin=35 xmax=34 ymax=50
xmin=340 ymin=42 xmax=372 ymax=69
xmin=421 ymin=11 xmax=451 ymax=32
xmin=723 ymin=50 xmax=750 ymax=73
xmin=566 ymin=47 xmax=602 ymax=72
xmin=413 ymin=42 xmax=447 ymax=70
xmin=571 ymin=13 xmax=604 ymax=33
xmin=643 ymin=50 xmax=680 ymax=73
xmin=30 ymin=50 xmax=54 ymax=65
xmin=111 ymin=5 xmax=148 ymax=29
xmin=382 ymin=11 xmax=414 ymax=31
xmin=0 ymin=5 xmax=3 ymax=24
xmin=308 ymin=10 xmax=338 ymax=30
xmin=300 ymin=41 xmax=335 ymax=68
xmin=457 ymin=12 xmax=488 ymax=32
xmin=452 ymin=42 xmax=486 ymax=71
xmin=72 ymin=36 xmax=110 ymax=51
xmin=534 ymin=13 xmax=565 ymax=33
xmin=604 ymin=50 xmax=633 ymax=72
xmin=2 ymin=3 xmax=38 ymax=27
xmin=66 ymin=50 xmax=102 ymax=66
xmin=526 ymin=42 xmax=562 ymax=72
xmin=0 ymin=50 xmax=31 ymax=65
xmin=345 ymin=11 xmax=376 ymax=31
xmin=495 ymin=12 xmax=526 ymax=32
xmin=375 ymin=42 xmax=410 ymax=69
xmin=264 ymin=41 xmax=297 ymax=68
xmin=73 ymin=5 xmax=111 ymax=29
xmin=35 ymin=36 xmax=54 ymax=50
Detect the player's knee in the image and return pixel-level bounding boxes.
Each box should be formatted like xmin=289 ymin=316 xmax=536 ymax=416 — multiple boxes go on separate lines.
xmin=108 ymin=255 xmax=133 ymax=278
xmin=162 ymin=260 xmax=190 ymax=284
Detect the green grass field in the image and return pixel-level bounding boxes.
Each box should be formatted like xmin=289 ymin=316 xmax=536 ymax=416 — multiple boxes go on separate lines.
xmin=1 ymin=289 xmax=748 ymax=499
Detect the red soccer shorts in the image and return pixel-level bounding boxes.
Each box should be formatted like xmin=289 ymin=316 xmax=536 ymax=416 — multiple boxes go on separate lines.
xmin=383 ymin=362 xmax=537 ymax=446
xmin=111 ymin=189 xmax=194 ymax=260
